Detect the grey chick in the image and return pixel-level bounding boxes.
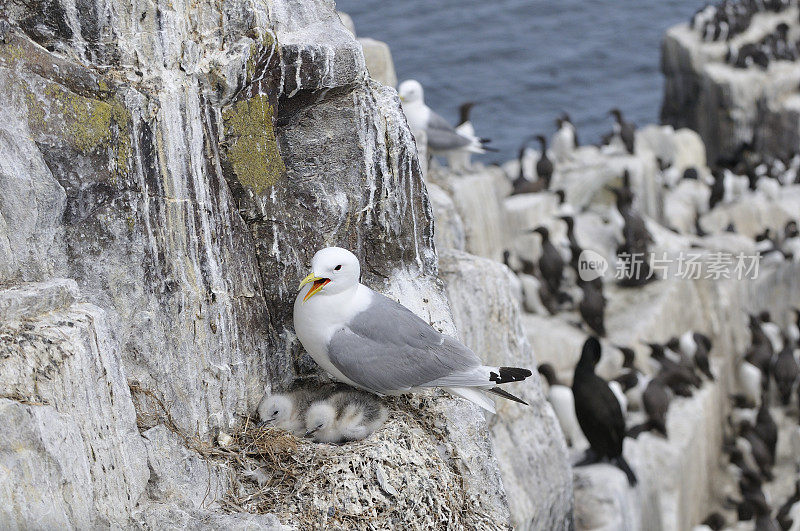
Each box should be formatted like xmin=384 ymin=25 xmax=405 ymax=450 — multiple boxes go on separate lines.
xmin=305 ymin=390 xmax=388 ymax=443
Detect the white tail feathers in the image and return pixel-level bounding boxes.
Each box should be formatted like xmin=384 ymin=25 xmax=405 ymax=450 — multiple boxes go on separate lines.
xmin=444 ymin=386 xmax=496 ymax=414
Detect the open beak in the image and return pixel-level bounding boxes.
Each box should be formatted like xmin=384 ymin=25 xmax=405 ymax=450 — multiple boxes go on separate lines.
xmin=299 ymin=272 xmax=331 ymax=302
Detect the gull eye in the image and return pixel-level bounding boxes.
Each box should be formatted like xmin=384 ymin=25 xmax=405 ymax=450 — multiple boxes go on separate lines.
xmin=334 ymin=265 xmax=342 ymax=271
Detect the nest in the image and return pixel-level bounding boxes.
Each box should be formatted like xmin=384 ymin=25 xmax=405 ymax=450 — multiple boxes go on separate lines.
xmin=130 ymin=382 xmax=503 ymax=530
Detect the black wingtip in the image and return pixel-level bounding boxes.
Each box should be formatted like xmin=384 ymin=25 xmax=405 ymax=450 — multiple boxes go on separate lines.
xmin=488 ymin=386 xmax=528 ymax=405
xmin=490 ymin=367 xmax=532 ymax=384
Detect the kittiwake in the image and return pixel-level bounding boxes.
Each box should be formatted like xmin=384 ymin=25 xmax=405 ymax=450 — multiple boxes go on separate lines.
xmin=293 ymin=247 xmax=532 ymax=413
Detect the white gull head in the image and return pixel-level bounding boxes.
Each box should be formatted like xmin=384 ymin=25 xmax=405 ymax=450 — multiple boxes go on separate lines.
xmin=398 ymin=79 xmax=424 ymax=104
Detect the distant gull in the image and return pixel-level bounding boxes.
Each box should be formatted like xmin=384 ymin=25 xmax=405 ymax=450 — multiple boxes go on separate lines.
xmin=293 ymin=247 xmax=532 ymax=413
xmin=398 ymin=79 xmax=490 ymax=170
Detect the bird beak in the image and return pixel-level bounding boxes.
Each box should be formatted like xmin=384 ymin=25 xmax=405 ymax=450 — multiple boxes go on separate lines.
xmin=304 ymin=428 xmax=318 ymax=437
xmin=299 ymin=272 xmax=330 ymax=302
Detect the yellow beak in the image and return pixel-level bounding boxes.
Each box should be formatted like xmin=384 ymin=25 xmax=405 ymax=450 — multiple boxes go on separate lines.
xmin=299 ymin=272 xmax=330 ymax=302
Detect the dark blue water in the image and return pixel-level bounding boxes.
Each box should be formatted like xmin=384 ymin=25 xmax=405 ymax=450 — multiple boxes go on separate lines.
xmin=337 ymin=0 xmax=701 ymax=162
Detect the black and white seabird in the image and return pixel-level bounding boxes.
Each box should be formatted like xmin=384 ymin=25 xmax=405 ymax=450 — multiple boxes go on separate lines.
xmin=572 ymin=337 xmax=638 ymax=486
xmin=512 ymin=136 xmax=548 ymax=195
xmin=754 ymin=399 xmax=777 ymax=459
xmin=739 ymin=420 xmax=775 ymax=481
xmin=647 ymin=342 xmax=702 ymax=392
xmin=559 ymin=215 xmax=583 ymax=274
xmin=551 ymin=113 xmax=579 ymax=161
xmin=532 ymin=225 xmax=565 ymax=297
xmin=578 ymin=278 xmax=606 ymax=337
xmin=745 ymin=315 xmax=774 ymax=378
xmin=772 ymin=339 xmax=799 ymax=405
xmin=776 ymin=480 xmax=800 ymax=531
xmin=535 ymin=135 xmax=554 ymax=188
xmin=628 ymin=374 xmax=670 ymax=439
xmin=679 ymin=331 xmax=715 ymax=381
xmin=609 ymin=108 xmax=635 ymax=155
xmin=709 ymin=170 xmax=725 ymax=210
xmin=538 ymin=363 xmax=583 ymax=447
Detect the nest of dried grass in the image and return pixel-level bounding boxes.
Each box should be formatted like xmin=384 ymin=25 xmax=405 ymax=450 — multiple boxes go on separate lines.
xmin=130 ymin=383 xmax=504 ymax=530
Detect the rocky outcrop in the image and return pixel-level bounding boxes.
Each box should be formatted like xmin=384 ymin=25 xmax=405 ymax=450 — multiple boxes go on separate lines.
xmin=0 ymin=0 xmax=528 ymax=527
xmin=0 ymin=280 xmax=148 ymax=527
xmin=660 ymin=7 xmax=800 ymax=163
xmin=439 ymin=250 xmax=572 ymax=530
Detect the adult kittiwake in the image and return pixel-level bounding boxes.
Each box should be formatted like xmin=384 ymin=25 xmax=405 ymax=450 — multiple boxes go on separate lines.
xmin=398 ymin=79 xmax=489 ymax=164
xmin=293 ymin=247 xmax=531 ymax=413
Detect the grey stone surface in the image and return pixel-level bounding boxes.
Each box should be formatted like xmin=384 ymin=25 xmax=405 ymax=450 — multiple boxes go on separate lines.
xmin=0 ymin=399 xmax=97 ymax=529
xmin=0 ymin=292 xmax=148 ymax=527
xmin=439 ymin=250 xmax=573 ymax=530
xmin=427 ymin=182 xmax=466 ymax=252
xmin=359 ymin=37 xmax=397 ymax=87
xmin=141 ymin=425 xmax=229 ymax=509
xmin=0 ymin=0 xmax=524 ymax=526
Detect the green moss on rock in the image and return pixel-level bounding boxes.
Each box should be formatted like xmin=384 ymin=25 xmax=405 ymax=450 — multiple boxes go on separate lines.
xmin=222 ymin=94 xmax=285 ymax=194
xmin=25 ymin=81 xmax=132 ymax=183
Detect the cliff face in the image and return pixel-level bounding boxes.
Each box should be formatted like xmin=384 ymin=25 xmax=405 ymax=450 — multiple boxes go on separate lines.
xmin=0 ymin=0 xmax=540 ymax=527
xmin=660 ymin=7 xmax=800 ymax=163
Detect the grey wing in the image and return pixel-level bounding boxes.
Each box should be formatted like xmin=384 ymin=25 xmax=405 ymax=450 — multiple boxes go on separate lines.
xmin=327 ymin=294 xmax=482 ymax=393
xmin=426 ymin=110 xmax=472 ymax=151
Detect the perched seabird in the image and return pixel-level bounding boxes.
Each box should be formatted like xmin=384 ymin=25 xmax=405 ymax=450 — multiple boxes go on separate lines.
xmin=612 ymin=174 xmax=654 ymax=286
xmin=647 ymin=342 xmax=702 ymax=390
xmin=781 ymin=221 xmax=800 ymax=260
xmin=578 ymin=278 xmax=606 ymax=337
xmin=572 ymin=337 xmax=638 ymax=486
xmin=746 ymin=315 xmax=775 ymax=377
xmin=258 ymin=393 xmax=302 ymax=432
xmin=551 ymin=113 xmax=578 ymax=161
xmin=754 ymin=400 xmax=777 ymax=458
xmin=304 ymin=389 xmax=388 ymax=443
xmin=609 ymin=108 xmax=635 ymax=154
xmin=759 ymin=311 xmax=783 ymax=353
xmin=772 ymin=339 xmax=799 ymax=405
xmin=511 ymin=136 xmax=547 ymax=195
xmin=751 ymin=497 xmax=780 ymax=531
xmin=679 ymin=331 xmax=715 ymax=381
xmin=537 ymin=363 xmax=583 ymax=447
xmin=628 ymin=375 xmax=670 ymax=439
xmin=535 ymin=135 xmax=554 ymax=188
xmin=776 ymin=480 xmax=800 ymax=531
xmin=614 ymin=346 xmax=648 ymax=411
xmin=739 ymin=360 xmax=763 ymax=408
xmin=532 ymin=226 xmax=565 ymax=296
xmin=559 ymin=215 xmax=583 ymax=274
xmin=293 ymin=247 xmax=532 ymax=414
xmin=693 ymin=512 xmax=726 ymax=531
xmin=787 ymin=307 xmax=800 ymax=346
xmin=398 ymin=80 xmax=488 ymax=167
xmin=739 ymin=420 xmax=774 ymax=480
